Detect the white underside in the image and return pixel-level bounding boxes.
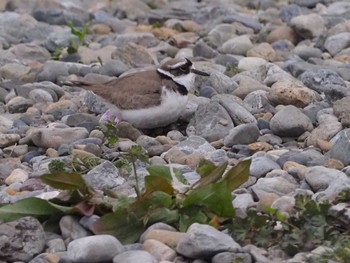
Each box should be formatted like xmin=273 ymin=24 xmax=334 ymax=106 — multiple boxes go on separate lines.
xmin=104 ymin=87 xmax=188 ymax=129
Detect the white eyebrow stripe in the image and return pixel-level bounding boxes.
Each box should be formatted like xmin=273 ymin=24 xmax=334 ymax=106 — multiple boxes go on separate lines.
xmin=157 ymin=68 xmax=176 ymax=78
xmin=169 ymin=61 xmax=188 ymax=69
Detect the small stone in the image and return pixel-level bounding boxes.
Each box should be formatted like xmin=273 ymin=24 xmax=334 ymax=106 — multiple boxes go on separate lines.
xmin=224 ymin=123 xmax=260 ymax=147
xmin=220 ymin=35 xmax=253 ymax=55
xmin=238 ymin=57 xmax=268 ymax=71
xmin=327 ymin=129 xmax=350 ymax=166
xmin=324 ymin=32 xmax=350 ymax=56
xmin=248 ymin=142 xmax=273 ymax=152
xmin=250 ymin=153 xmax=281 ymax=178
xmin=0 ymin=133 xmax=20 ymax=147
xmin=247 ymin=42 xmax=276 ymax=61
xmin=251 ymin=177 xmax=298 ymax=199
xmin=324 ymin=159 xmax=344 ymax=170
xmin=270 ymin=106 xmax=313 ymax=137
xmin=267 ymin=79 xmax=320 ymax=108
xmin=143 ymin=229 xmax=186 ymax=249
xmin=5 ymin=168 xmax=29 ymax=185
xmin=67 ymin=235 xmax=124 ymax=263
xmin=266 ymin=26 xmax=297 ymax=44
xmin=212 ymin=252 xmax=253 ymax=263
xmin=6 ymin=96 xmax=34 ymax=113
xmin=29 ymin=126 xmax=89 ymax=149
xmin=176 ymin=223 xmax=241 ymax=259
xmin=84 ymin=161 xmax=125 ymax=190
xmin=59 ymin=215 xmax=91 ymax=241
xmin=113 ymin=251 xmax=157 ymax=263
xmin=0 ymin=216 xmax=46 ymax=262
xmin=290 ymin=14 xmax=325 ymax=39
xmin=143 ymin=239 xmax=176 ymax=261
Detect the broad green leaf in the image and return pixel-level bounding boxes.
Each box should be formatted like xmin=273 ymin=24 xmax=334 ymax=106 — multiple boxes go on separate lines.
xmin=183 ymin=181 xmax=235 ymax=217
xmin=0 ymin=197 xmax=64 ymax=222
xmin=92 ymin=210 xmax=145 ymax=244
xmin=192 ymin=161 xmax=228 ymax=189
xmin=221 ymin=159 xmax=250 ymax=192
xmin=146 ymin=191 xmax=173 ymax=208
xmin=146 ymin=207 xmax=179 ymax=225
xmin=179 ymin=206 xmax=208 ymax=232
xmin=147 ymin=165 xmax=188 ymax=192
xmin=40 ymin=172 xmax=90 ymax=195
xmin=196 ymin=159 xmax=217 ymax=178
xmin=144 ymin=175 xmax=174 ymax=195
xmin=113 ymin=196 xmax=136 ymax=212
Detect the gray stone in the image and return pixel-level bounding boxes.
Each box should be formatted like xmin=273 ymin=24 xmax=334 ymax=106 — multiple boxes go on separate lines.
xmin=306 ymin=120 xmax=342 ymax=147
xmin=220 ymin=35 xmax=253 ymax=55
xmin=65 ymin=113 xmax=99 ymax=132
xmin=304 ymin=166 xmax=349 ymax=192
xmin=68 ymin=235 xmax=124 ymax=263
xmin=251 ymin=176 xmax=298 ymax=199
xmin=0 ymin=63 xmax=31 ymax=80
xmin=277 ymin=148 xmax=328 ymax=167
xmin=99 ymin=59 xmax=129 ymax=77
xmin=28 ymin=89 xmax=54 ymax=103
xmin=324 ymin=32 xmax=350 ymax=56
xmin=204 ymin=71 xmax=238 ymax=94
xmin=193 ymin=40 xmax=218 ymax=58
xmin=36 ymin=61 xmax=69 ymax=83
xmin=59 ymin=216 xmax=90 ymax=241
xmin=299 ymin=69 xmax=346 ymax=93
xmin=250 ymin=153 xmax=281 ymax=178
xmin=224 ymin=123 xmax=260 ymax=147
xmin=187 ymin=102 xmax=234 ymax=142
xmin=175 ymin=135 xmax=216 ymax=154
xmin=279 ymin=4 xmax=303 ymax=23
xmin=0 ymin=216 xmax=45 ymax=262
xmin=232 ymin=193 xmax=255 ymax=218
xmin=44 ymin=28 xmax=78 ymax=52
xmin=212 ymin=252 xmax=253 ymax=263
xmin=290 ymin=14 xmax=325 ymax=39
xmin=327 ymin=129 xmax=350 ymax=166
xmin=333 ymin=97 xmax=350 ymax=127
xmin=29 ymin=126 xmax=89 ymax=149
xmin=6 ymin=96 xmax=34 ymax=113
xmin=243 ymin=90 xmax=275 ymax=114
xmin=0 ymin=133 xmax=20 ymax=147
xmin=113 ymin=250 xmax=157 ymax=263
xmin=9 ymin=43 xmax=51 ymax=63
xmin=176 ymin=223 xmax=241 ymax=259
xmin=212 ymin=94 xmax=257 ymax=125
xmin=270 ymin=105 xmax=313 ymax=137
xmin=85 ymin=161 xmax=125 ymax=190
xmin=140 ymin=222 xmax=177 ymax=243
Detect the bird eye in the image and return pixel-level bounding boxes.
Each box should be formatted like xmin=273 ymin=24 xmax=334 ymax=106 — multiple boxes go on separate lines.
xmin=179 ymin=66 xmax=187 ymax=72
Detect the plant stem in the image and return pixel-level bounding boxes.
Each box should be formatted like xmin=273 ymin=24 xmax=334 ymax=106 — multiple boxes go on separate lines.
xmin=131 ymin=156 xmax=141 ymax=200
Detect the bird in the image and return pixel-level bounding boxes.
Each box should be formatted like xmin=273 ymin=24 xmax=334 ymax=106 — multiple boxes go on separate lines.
xmin=77 ymin=58 xmax=210 ymax=129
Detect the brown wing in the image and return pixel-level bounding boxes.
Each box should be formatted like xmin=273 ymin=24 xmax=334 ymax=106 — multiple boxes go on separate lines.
xmin=79 ymin=70 xmax=163 ymax=110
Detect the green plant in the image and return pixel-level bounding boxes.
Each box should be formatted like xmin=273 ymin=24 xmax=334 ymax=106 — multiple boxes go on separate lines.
xmin=227 ymin=194 xmax=350 ymax=257
xmin=225 ymin=64 xmax=241 ymax=77
xmin=48 ymin=160 xmax=66 ymax=173
xmin=98 ymin=120 xmax=119 ymax=146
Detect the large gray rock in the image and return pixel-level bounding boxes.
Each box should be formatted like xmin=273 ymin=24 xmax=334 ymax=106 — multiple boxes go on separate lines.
xmin=224 ymin=123 xmax=260 ymax=147
xmin=212 ymin=252 xmax=253 ymax=263
xmin=333 ymin=97 xmax=350 ymax=127
xmin=176 ymin=223 xmax=241 ymax=259
xmin=299 ymin=69 xmax=346 ymax=93
xmin=212 ymin=94 xmax=257 ymax=125
xmin=85 ymin=161 xmax=125 ymax=190
xmin=324 ymin=32 xmax=350 ymax=56
xmin=187 ymin=102 xmax=234 ymax=142
xmin=0 ymin=217 xmax=46 ymax=262
xmin=249 ymin=153 xmax=281 ymax=178
xmin=251 ymin=177 xmax=298 ymax=199
xmin=290 ymin=14 xmax=325 ymax=39
xmin=327 ymin=129 xmax=350 ymax=166
xmin=68 ymin=235 xmax=124 ymax=263
xmin=270 ymin=105 xmax=313 ymax=137
xmin=113 ymin=250 xmax=157 ymax=263
xmin=28 ymin=126 xmax=89 ymax=149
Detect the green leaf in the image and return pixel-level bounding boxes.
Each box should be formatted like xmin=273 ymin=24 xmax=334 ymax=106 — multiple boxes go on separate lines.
xmin=221 ymin=159 xmax=251 ymax=192
xmin=183 ymin=181 xmax=235 ymax=217
xmin=146 ymin=166 xmax=173 ymax=181
xmin=179 ymin=206 xmax=208 ymax=232
xmin=192 ymin=161 xmax=228 ymax=189
xmin=146 ymin=207 xmax=179 ymax=225
xmin=145 ymin=191 xmax=173 ymax=208
xmin=92 ymin=209 xmax=145 ymax=244
xmin=40 ymin=171 xmax=91 ymax=196
xmin=196 ymin=159 xmax=217 ymax=178
xmin=0 ymin=197 xmax=64 ymax=222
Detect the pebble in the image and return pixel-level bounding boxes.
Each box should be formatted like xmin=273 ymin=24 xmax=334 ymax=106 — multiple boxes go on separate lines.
xmin=67 ymin=235 xmax=124 ymax=263
xmin=0 ymin=1 xmax=349 ymax=262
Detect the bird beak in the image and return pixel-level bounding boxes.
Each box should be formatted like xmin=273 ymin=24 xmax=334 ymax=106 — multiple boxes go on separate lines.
xmin=191 ymin=68 xmax=210 ymax=76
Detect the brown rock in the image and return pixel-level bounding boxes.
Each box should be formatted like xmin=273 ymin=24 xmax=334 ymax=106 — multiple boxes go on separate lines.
xmin=324 ymin=158 xmax=344 ymax=170
xmin=247 ymin=42 xmax=277 ymax=61
xmin=233 ymin=76 xmax=269 ymax=99
xmin=283 ymin=161 xmax=306 ymax=171
xmin=143 ymin=239 xmax=176 ymax=261
xmin=316 ymin=139 xmax=333 ymax=152
xmin=143 ymin=230 xmax=186 ymax=249
xmin=248 ymin=142 xmax=273 ymax=152
xmin=267 ymin=79 xmax=321 ymax=107
xmin=266 ymin=26 xmax=297 ymax=44
xmin=78 ymin=45 xmax=117 ymax=64
xmin=90 ymin=24 xmax=112 ymax=35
